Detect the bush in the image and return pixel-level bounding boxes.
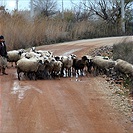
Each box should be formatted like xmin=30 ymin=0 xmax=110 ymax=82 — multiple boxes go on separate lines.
xmin=113 ymin=40 xmax=133 ymax=64
xmin=0 ymin=10 xmax=131 ymax=51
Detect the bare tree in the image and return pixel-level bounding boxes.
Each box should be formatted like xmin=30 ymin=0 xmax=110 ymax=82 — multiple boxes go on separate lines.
xmin=72 ymin=0 xmax=132 ymax=24
xmin=84 ymin=0 xmax=121 ymax=24
xmin=70 ymin=0 xmax=93 ymax=21
xmin=33 ymin=0 xmax=57 ymax=17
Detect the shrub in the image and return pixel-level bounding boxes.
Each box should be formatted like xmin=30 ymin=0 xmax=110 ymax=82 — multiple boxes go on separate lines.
xmin=113 ymin=40 xmax=133 ymax=64
xmin=0 ymin=10 xmax=132 ymax=51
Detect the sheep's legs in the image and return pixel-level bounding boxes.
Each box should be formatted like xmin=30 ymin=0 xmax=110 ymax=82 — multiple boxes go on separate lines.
xmin=68 ymin=68 xmax=72 ymax=77
xmin=75 ymin=70 xmax=79 ymax=81
xmin=17 ymin=68 xmax=21 ymax=80
xmin=70 ymin=67 xmax=73 ymax=77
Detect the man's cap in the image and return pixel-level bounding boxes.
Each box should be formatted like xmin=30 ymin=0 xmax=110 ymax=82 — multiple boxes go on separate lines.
xmin=0 ymin=35 xmax=4 ymax=39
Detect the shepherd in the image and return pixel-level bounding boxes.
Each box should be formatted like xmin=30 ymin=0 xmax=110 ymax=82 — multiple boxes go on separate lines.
xmin=0 ymin=35 xmax=8 ymax=75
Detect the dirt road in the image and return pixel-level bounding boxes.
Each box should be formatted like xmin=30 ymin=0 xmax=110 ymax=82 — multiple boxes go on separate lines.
xmin=0 ymin=36 xmax=133 ymax=133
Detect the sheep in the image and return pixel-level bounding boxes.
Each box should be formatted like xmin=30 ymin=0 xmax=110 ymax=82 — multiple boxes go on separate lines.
xmin=82 ymin=55 xmax=93 ymax=74
xmin=54 ymin=55 xmax=62 ymax=61
xmin=27 ymin=47 xmax=53 ymax=58
xmin=61 ymin=54 xmax=77 ymax=77
xmin=16 ymin=57 xmax=43 ymax=80
xmin=7 ymin=49 xmax=24 ymax=67
xmin=35 ymin=58 xmax=50 ymax=79
xmin=92 ymin=56 xmax=116 ymax=76
xmin=115 ymin=59 xmax=133 ymax=76
xmin=32 ymin=48 xmax=53 ymax=58
xmin=52 ymin=60 xmax=63 ymax=79
xmin=72 ymin=55 xmax=88 ymax=78
xmin=24 ymin=51 xmax=42 ymax=59
xmin=30 ymin=47 xmax=36 ymax=52
xmin=44 ymin=57 xmax=63 ymax=79
xmin=44 ymin=57 xmax=56 ymax=79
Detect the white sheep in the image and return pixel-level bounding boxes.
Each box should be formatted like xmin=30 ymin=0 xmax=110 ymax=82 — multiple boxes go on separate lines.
xmin=24 ymin=51 xmax=42 ymax=59
xmin=30 ymin=47 xmax=36 ymax=52
xmin=115 ymin=59 xmax=133 ymax=75
xmin=44 ymin=57 xmax=63 ymax=79
xmin=7 ymin=49 xmax=24 ymax=67
xmin=28 ymin=47 xmax=54 ymax=58
xmin=52 ymin=60 xmax=63 ymax=79
xmin=44 ymin=57 xmax=56 ymax=79
xmin=16 ymin=57 xmax=42 ymax=80
xmin=92 ymin=56 xmax=116 ymax=76
xmin=33 ymin=48 xmax=53 ymax=58
xmin=35 ymin=57 xmax=50 ymax=79
xmin=61 ymin=54 xmax=77 ymax=77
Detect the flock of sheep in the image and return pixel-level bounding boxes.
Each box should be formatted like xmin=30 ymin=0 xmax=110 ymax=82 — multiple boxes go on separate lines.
xmin=7 ymin=47 xmax=133 ymax=80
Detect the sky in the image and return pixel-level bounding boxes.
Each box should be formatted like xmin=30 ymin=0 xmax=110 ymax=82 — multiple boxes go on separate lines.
xmin=2 ymin=0 xmax=133 ymax=12
xmin=0 ymin=0 xmax=81 ymax=11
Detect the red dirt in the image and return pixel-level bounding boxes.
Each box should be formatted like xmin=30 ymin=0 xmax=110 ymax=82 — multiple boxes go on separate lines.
xmin=0 ymin=36 xmax=133 ymax=133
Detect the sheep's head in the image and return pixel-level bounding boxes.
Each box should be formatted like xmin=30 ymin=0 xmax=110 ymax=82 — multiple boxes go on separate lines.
xmin=18 ymin=49 xmax=25 ymax=56
xmin=82 ymin=56 xmax=88 ymax=61
xmin=31 ymin=47 xmax=36 ymax=52
xmin=44 ymin=59 xmax=50 ymax=65
xmin=55 ymin=56 xmax=60 ymax=61
xmin=71 ymin=54 xmax=77 ymax=59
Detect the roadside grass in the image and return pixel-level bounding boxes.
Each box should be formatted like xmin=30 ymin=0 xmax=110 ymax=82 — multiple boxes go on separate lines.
xmin=113 ymin=40 xmax=133 ymax=64
xmin=113 ymin=40 xmax=133 ymax=94
xmin=0 ymin=12 xmax=127 ymax=51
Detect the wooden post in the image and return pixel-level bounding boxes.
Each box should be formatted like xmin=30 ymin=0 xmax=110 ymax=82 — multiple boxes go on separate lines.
xmin=30 ymin=0 xmax=34 ymax=18
xmin=16 ymin=0 xmax=18 ymax=11
xmin=121 ymin=0 xmax=125 ymax=33
xmin=0 ymin=23 xmax=2 ymax=35
xmin=62 ymin=0 xmax=64 ymax=19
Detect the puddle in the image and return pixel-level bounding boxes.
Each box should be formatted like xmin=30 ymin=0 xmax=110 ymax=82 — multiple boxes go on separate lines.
xmin=71 ymin=79 xmax=87 ymax=82
xmin=11 ymin=81 xmax=43 ymax=101
xmin=63 ymin=48 xmax=83 ymax=56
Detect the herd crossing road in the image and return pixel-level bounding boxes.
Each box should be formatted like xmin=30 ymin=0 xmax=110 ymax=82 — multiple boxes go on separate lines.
xmin=0 ymin=36 xmax=133 ymax=133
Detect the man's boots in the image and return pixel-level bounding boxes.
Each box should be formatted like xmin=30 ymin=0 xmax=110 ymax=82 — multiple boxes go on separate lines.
xmin=2 ymin=68 xmax=8 ymax=75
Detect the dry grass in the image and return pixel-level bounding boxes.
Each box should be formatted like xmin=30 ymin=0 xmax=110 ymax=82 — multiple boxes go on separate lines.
xmin=0 ymin=11 xmax=131 ymax=51
xmin=113 ymin=40 xmax=133 ymax=64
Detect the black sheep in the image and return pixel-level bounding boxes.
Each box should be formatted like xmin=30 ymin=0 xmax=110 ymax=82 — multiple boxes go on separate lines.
xmin=72 ymin=56 xmax=88 ymax=76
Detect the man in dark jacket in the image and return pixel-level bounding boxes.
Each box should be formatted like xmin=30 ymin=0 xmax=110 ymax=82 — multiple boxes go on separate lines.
xmin=0 ymin=35 xmax=8 ymax=75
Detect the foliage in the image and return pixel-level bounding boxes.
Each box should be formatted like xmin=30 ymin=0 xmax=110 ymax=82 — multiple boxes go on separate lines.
xmin=113 ymin=40 xmax=133 ymax=64
xmin=0 ymin=6 xmax=132 ymax=51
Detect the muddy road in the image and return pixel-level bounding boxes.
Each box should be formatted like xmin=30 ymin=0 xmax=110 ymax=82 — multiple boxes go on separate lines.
xmin=0 ymin=36 xmax=133 ymax=133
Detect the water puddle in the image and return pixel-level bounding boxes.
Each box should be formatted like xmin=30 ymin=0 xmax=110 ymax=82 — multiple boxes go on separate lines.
xmin=63 ymin=48 xmax=83 ymax=56
xmin=70 ymin=77 xmax=88 ymax=83
xmin=11 ymin=81 xmax=43 ymax=101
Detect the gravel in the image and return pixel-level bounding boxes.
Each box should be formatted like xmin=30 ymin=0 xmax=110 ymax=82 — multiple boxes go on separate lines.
xmin=90 ymin=45 xmax=133 ymax=122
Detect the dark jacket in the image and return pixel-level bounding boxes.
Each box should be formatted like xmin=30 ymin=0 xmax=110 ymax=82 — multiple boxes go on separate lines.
xmin=0 ymin=41 xmax=7 ymax=58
